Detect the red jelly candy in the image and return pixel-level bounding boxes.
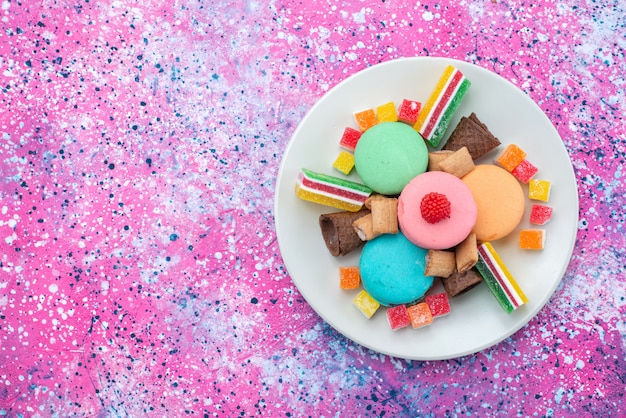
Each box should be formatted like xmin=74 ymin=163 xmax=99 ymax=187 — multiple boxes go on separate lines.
xmin=339 ymin=127 xmax=362 ymax=151
xmin=511 ymin=159 xmax=538 ymax=184
xmin=425 ymin=292 xmax=451 ymax=317
xmin=397 ymin=99 xmax=422 ymax=125
xmin=529 ymin=204 xmax=553 ymax=225
xmin=386 ymin=304 xmax=411 ymax=330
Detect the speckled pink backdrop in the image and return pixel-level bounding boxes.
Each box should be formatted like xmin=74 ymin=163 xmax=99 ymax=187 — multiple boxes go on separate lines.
xmin=1 ymin=0 xmax=624 ymax=416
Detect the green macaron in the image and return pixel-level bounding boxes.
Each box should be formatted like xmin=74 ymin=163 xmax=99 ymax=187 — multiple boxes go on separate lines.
xmin=354 ymin=122 xmax=429 ymax=195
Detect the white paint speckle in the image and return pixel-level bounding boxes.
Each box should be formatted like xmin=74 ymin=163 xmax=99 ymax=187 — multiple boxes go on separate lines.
xmin=352 ymin=8 xmax=366 ymax=24
xmin=5 ymin=232 xmax=17 ymax=245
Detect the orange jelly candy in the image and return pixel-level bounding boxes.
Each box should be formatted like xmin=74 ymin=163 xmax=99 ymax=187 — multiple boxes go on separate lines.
xmin=407 ymin=302 xmax=433 ymax=329
xmin=519 ymin=229 xmax=545 ymax=250
xmin=353 ymin=108 xmax=378 ymax=132
xmin=496 ymin=144 xmax=526 ymax=172
xmin=339 ymin=266 xmax=361 ymax=289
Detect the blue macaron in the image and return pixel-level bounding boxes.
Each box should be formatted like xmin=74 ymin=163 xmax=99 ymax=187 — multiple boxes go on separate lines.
xmin=359 ymin=231 xmax=434 ymax=306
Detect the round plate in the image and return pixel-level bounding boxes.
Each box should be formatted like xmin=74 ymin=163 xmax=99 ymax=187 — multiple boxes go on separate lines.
xmin=274 ymin=57 xmax=578 ymax=360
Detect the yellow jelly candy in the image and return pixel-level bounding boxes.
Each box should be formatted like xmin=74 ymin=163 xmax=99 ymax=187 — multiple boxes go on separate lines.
xmin=332 ymin=151 xmax=355 ymax=175
xmin=528 ymin=179 xmax=551 ymax=202
xmin=376 ymin=101 xmax=398 ymax=123
xmin=353 ymin=289 xmax=380 ymax=318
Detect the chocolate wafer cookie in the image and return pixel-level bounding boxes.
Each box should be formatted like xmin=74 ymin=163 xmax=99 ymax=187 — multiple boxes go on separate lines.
xmin=319 ymin=208 xmax=370 ymax=256
xmin=443 ymin=113 xmax=501 ymax=160
xmin=441 ymin=268 xmax=483 ymax=297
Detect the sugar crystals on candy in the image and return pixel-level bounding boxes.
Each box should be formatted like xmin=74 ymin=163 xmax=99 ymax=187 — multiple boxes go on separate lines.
xmin=413 ymin=65 xmax=471 ymax=147
xmin=295 ymin=168 xmax=372 ymax=212
xmin=376 ymin=101 xmax=398 ymax=123
xmin=529 ymin=204 xmax=553 ymax=225
xmin=354 ymin=108 xmax=378 ymax=132
xmin=519 ymin=229 xmax=545 ymax=250
xmin=496 ymin=144 xmax=526 ymax=172
xmin=425 ymin=292 xmax=451 ymax=317
xmin=332 ymin=151 xmax=355 ymax=175
xmin=386 ymin=304 xmax=411 ymax=330
xmin=475 ymin=242 xmax=528 ymax=313
xmin=339 ymin=266 xmax=361 ymax=289
xmin=397 ymin=99 xmax=421 ymax=125
xmin=407 ymin=302 xmax=433 ymax=328
xmin=528 ymin=179 xmax=551 ymax=202
xmin=353 ymin=289 xmax=380 ymax=318
xmin=339 ymin=127 xmax=362 ymax=151
xmin=511 ymin=158 xmax=538 ymax=183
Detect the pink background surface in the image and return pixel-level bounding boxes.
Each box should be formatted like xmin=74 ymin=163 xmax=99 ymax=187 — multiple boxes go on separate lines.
xmin=1 ymin=0 xmax=624 ymax=416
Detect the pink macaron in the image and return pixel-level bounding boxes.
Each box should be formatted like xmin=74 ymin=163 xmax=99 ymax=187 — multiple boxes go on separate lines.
xmin=398 ymin=171 xmax=477 ymax=250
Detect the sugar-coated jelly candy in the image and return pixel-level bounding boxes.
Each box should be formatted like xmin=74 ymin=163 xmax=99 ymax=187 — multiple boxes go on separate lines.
xmin=353 ymin=289 xmax=380 ymax=318
xmin=376 ymin=101 xmax=398 ymax=123
xmin=339 ymin=127 xmax=362 ymax=151
xmin=339 ymin=266 xmax=361 ymax=290
xmin=496 ymin=144 xmax=526 ymax=172
xmin=475 ymin=242 xmax=528 ymax=313
xmin=425 ymin=292 xmax=451 ymax=318
xmin=529 ymin=204 xmax=552 ymax=225
xmin=511 ymin=158 xmax=538 ymax=183
xmin=332 ymin=151 xmax=355 ymax=175
xmin=413 ymin=65 xmax=471 ymax=147
xmin=295 ymin=168 xmax=372 ymax=212
xmin=386 ymin=305 xmax=411 ymax=330
xmin=407 ymin=302 xmax=433 ymax=328
xmin=528 ymin=179 xmax=551 ymax=202
xmin=519 ymin=229 xmax=545 ymax=250
xmin=353 ymin=108 xmax=377 ymax=132
xmin=397 ymin=99 xmax=421 ymax=125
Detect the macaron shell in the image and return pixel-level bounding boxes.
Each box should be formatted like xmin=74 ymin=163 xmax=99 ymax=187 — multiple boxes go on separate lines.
xmin=461 ymin=164 xmax=525 ymax=242
xmin=359 ymin=232 xmax=434 ymax=306
xmin=397 ymin=171 xmax=478 ymax=250
xmin=354 ymin=122 xmax=428 ymax=195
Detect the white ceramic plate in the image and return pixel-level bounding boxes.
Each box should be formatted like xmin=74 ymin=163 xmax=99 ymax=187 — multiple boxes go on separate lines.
xmin=274 ymin=57 xmax=578 ymax=360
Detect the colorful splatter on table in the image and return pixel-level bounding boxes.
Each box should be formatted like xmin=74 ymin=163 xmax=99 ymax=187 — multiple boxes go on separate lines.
xmin=1 ymin=0 xmax=624 ymax=416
